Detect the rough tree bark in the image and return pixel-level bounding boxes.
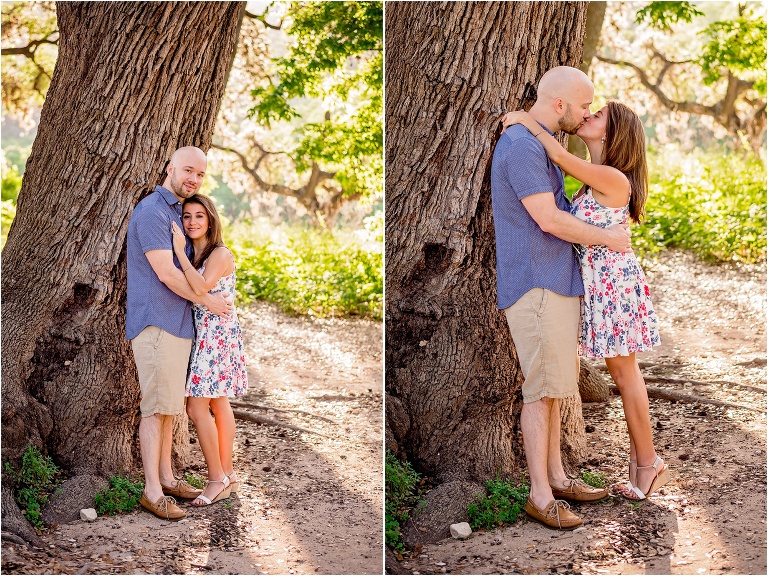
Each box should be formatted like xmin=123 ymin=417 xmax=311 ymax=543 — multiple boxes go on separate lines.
xmin=385 ymin=2 xmax=589 ymax=543
xmin=1 ymin=1 xmax=244 ymax=535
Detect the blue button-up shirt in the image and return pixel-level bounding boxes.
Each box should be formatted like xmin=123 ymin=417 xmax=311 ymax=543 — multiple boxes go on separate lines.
xmin=491 ymin=124 xmax=583 ymax=310
xmin=126 ymin=186 xmax=194 ymax=341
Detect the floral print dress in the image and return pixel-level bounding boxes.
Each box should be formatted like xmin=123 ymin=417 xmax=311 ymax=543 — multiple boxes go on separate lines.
xmin=571 ymin=187 xmax=661 ymax=358
xmin=186 ymin=265 xmax=248 ymax=398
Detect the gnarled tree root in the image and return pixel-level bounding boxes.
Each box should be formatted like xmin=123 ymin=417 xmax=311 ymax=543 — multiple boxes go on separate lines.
xmin=609 ymin=385 xmax=764 ymax=413
xmin=232 ymin=409 xmax=328 ymax=437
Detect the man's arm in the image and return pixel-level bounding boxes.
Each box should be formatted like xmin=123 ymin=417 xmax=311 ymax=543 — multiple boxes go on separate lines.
xmin=145 ymin=249 xmax=232 ymax=316
xmin=521 ymin=192 xmax=632 ymax=252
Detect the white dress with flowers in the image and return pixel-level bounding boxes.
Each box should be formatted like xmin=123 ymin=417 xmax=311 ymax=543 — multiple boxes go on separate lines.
xmin=570 ymin=187 xmax=661 ymax=358
xmin=186 ymin=266 xmax=248 ymax=398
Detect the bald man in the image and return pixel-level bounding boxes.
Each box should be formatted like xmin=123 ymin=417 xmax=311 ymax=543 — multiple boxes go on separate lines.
xmin=491 ymin=67 xmax=630 ymax=529
xmin=127 ymin=146 xmax=233 ymax=520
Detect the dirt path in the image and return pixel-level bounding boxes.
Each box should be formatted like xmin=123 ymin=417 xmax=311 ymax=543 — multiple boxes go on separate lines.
xmin=397 ymin=250 xmax=766 ymax=575
xmin=2 ymin=302 xmax=383 ymax=575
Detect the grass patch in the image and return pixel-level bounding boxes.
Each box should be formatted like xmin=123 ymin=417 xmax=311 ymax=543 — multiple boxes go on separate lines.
xmin=3 ymin=446 xmax=62 ymax=529
xmin=182 ymin=471 xmax=206 ymax=489
xmin=467 ymin=478 xmax=529 ymax=530
xmin=93 ymin=474 xmax=144 ymax=516
xmin=579 ymin=469 xmax=608 ymax=489
xmin=228 ymin=219 xmax=382 ymax=320
xmin=636 ymin=147 xmax=766 ymax=263
xmin=385 ymin=450 xmax=423 ymax=551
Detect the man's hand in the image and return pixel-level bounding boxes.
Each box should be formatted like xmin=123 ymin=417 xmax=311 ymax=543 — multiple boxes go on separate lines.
xmin=203 ymin=292 xmax=235 ymax=317
xmin=604 ymin=223 xmax=632 ymax=253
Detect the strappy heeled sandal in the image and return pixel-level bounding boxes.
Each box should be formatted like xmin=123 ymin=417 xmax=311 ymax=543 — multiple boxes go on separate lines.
xmin=634 ymin=456 xmax=670 ymax=499
xmin=190 ymin=476 xmax=231 ymax=507
xmin=227 ymin=472 xmax=240 ymax=495
xmin=614 ymin=460 xmax=645 ymax=500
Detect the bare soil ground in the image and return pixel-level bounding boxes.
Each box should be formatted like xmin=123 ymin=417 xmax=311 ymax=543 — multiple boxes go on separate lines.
xmin=396 ymin=249 xmax=767 ymax=575
xmin=2 ymin=302 xmax=384 ymax=575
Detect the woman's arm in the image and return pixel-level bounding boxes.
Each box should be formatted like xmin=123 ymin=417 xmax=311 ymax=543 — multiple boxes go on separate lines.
xmin=171 ymin=223 xmax=234 ymax=296
xmin=502 ymin=111 xmax=629 ymax=204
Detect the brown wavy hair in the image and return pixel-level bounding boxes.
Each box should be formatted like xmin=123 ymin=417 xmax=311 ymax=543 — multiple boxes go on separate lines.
xmin=182 ymin=194 xmax=225 ymax=269
xmin=603 ymin=101 xmax=649 ymax=223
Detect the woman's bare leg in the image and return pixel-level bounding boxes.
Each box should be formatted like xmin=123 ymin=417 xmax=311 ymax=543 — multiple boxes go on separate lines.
xmin=604 ymin=353 xmax=661 ymax=494
xmin=186 ymin=397 xmax=227 ymax=502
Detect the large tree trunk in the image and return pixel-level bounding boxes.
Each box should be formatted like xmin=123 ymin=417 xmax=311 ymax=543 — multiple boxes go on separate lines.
xmin=1 ymin=1 xmax=243 ymax=510
xmin=385 ymin=1 xmax=588 ymax=493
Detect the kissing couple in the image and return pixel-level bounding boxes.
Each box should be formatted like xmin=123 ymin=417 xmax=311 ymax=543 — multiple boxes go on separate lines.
xmin=492 ymin=66 xmax=669 ymax=529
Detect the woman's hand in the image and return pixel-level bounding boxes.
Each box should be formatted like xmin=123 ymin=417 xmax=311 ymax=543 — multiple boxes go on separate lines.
xmin=171 ymin=221 xmax=187 ymax=256
xmin=502 ymin=110 xmax=539 ymax=133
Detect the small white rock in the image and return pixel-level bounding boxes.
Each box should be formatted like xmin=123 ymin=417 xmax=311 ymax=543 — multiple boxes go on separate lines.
xmin=573 ymin=527 xmax=586 ymax=533
xmin=450 ymin=522 xmax=472 ymax=539
xmin=80 ymin=508 xmax=97 ymax=522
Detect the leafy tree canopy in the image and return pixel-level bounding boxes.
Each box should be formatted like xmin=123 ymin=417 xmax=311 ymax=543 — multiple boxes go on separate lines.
xmin=699 ymin=5 xmax=766 ymax=92
xmin=635 ymin=1 xmax=705 ymax=30
xmin=249 ymin=1 xmax=383 ymax=199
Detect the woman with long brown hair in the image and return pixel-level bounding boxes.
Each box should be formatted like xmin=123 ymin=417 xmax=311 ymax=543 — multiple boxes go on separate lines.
xmin=171 ymin=193 xmax=248 ymax=506
xmin=502 ymin=101 xmax=667 ymax=500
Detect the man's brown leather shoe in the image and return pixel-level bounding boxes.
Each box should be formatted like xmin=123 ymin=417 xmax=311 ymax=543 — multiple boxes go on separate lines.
xmin=525 ymin=497 xmax=582 ymax=529
xmin=161 ymin=478 xmax=203 ymax=499
xmin=139 ymin=493 xmax=186 ymax=520
xmin=551 ymin=478 xmax=608 ymax=502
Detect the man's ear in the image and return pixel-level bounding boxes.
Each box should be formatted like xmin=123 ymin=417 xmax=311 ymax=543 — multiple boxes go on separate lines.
xmin=553 ymin=98 xmax=565 ymax=114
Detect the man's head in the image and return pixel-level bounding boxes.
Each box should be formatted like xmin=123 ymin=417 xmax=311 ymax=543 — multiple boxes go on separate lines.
xmin=163 ymin=146 xmax=207 ymax=200
xmin=531 ymin=66 xmax=594 ymax=134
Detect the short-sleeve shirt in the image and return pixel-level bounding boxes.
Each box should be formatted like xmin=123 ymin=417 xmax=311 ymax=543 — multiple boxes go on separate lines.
xmin=491 ymin=124 xmax=584 ymax=310
xmin=126 ymin=185 xmax=194 ymax=341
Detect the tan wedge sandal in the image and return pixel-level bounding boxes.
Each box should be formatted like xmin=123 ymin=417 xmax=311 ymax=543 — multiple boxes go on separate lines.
xmin=190 ymin=476 xmax=231 ymax=506
xmin=227 ymin=472 xmax=240 ymax=495
xmin=633 ymin=456 xmax=670 ymax=499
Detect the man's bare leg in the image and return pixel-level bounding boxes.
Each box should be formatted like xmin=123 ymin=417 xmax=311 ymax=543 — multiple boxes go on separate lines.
xmin=546 ymin=398 xmax=569 ymax=488
xmin=140 ymin=415 xmax=164 ymax=502
xmin=158 ymin=414 xmax=176 ymax=487
xmin=521 ymin=397 xmax=556 ymax=509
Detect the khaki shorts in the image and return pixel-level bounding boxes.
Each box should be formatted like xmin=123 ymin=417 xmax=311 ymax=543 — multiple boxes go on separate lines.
xmin=504 ymin=288 xmax=580 ymax=404
xmin=131 ymin=326 xmax=192 ymax=417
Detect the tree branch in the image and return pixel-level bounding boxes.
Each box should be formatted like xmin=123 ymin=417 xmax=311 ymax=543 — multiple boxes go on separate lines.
xmin=212 ymin=142 xmax=301 ymax=199
xmin=596 ymin=54 xmax=716 ymax=116
xmin=0 ymin=33 xmax=58 ymax=58
xmin=244 ymin=8 xmax=283 ymax=30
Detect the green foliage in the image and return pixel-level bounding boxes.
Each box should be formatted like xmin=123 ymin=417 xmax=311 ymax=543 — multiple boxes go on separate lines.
xmin=4 ymin=446 xmax=61 ymax=529
xmin=699 ymin=7 xmax=767 ymax=92
xmin=229 ymin=219 xmax=382 ymax=319
xmin=634 ymin=147 xmax=766 ymax=263
xmin=250 ymin=1 xmax=383 ymax=199
xmin=635 ymin=1 xmax=704 ymax=31
xmin=1 ymin=199 xmax=17 ymax=249
xmin=579 ymin=469 xmax=608 ymax=489
xmin=93 ymin=474 xmax=144 ymax=516
xmin=2 ymin=163 xmax=22 ymax=202
xmin=564 ymin=175 xmax=582 ymax=201
xmin=182 ymin=471 xmax=206 ymax=490
xmin=466 ymin=478 xmax=529 ymax=531
xmin=385 ymin=451 xmax=423 ymax=551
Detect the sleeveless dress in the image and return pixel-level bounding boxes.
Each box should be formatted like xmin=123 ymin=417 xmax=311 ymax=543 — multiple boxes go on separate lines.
xmin=186 ymin=265 xmax=248 ymax=398
xmin=570 ymin=187 xmax=661 ymax=358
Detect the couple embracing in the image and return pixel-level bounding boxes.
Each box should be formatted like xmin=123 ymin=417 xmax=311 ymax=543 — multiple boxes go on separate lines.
xmin=491 ymin=66 xmax=669 ymax=529
xmin=126 ymin=146 xmax=248 ymax=520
